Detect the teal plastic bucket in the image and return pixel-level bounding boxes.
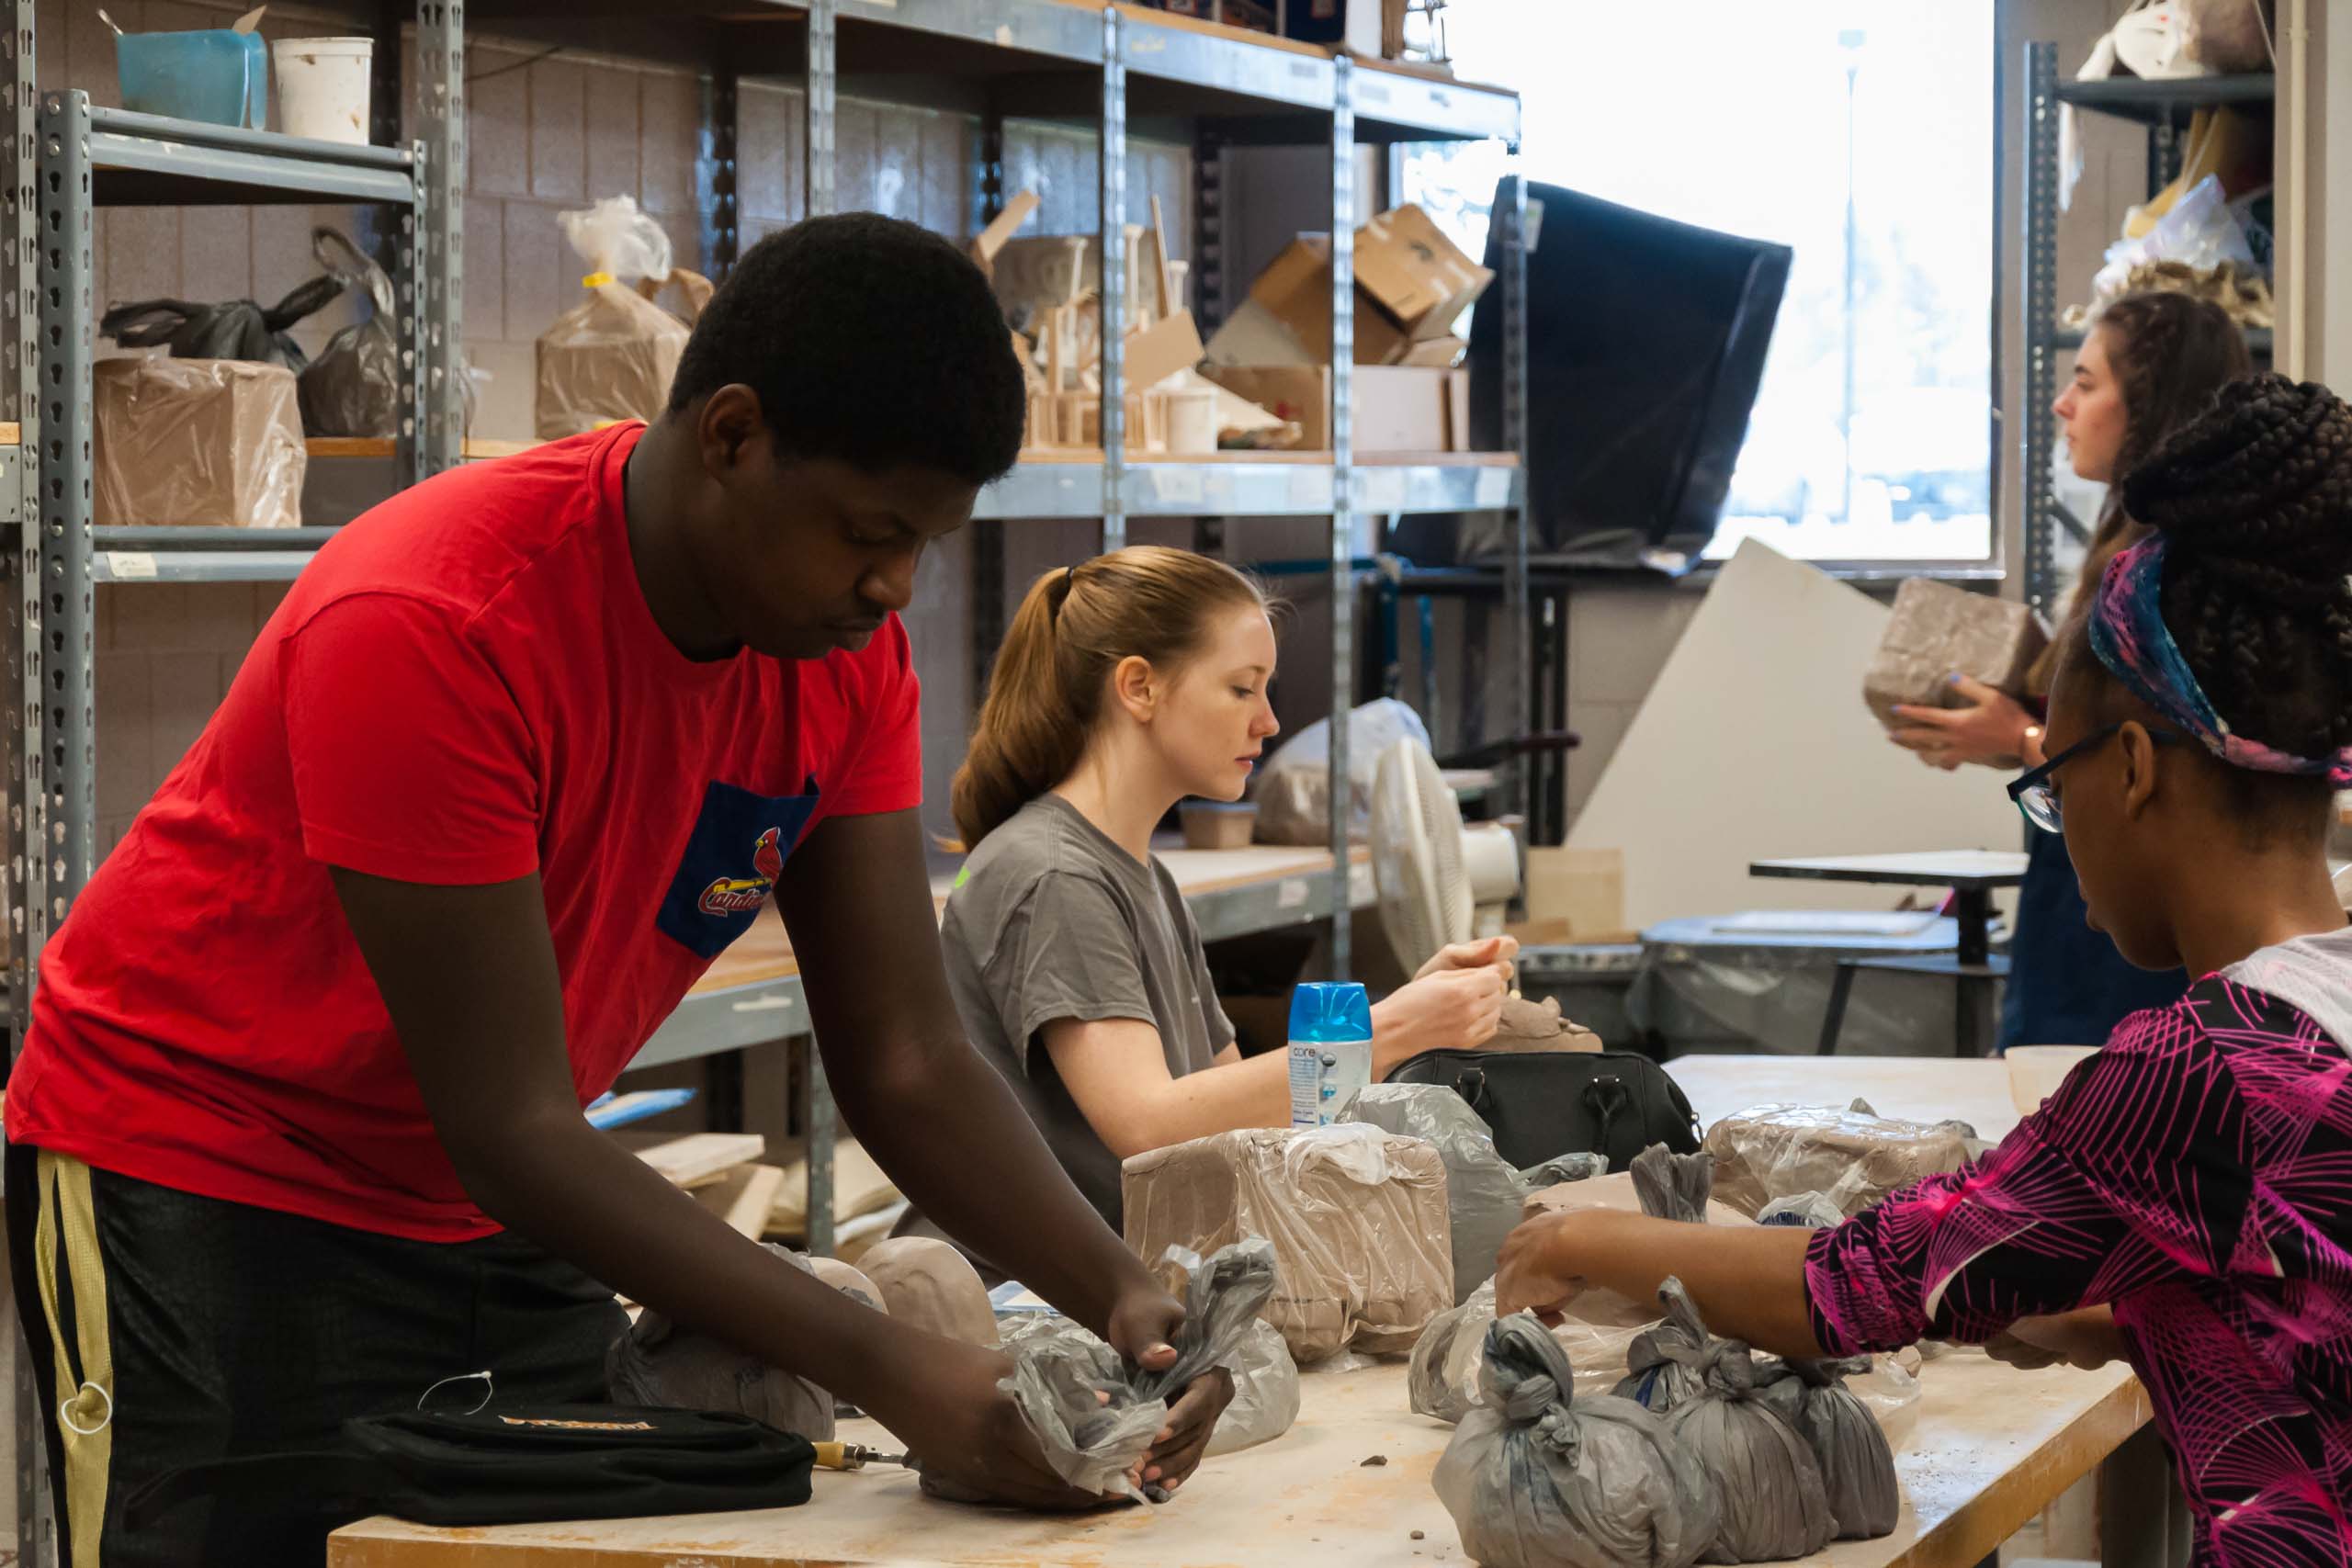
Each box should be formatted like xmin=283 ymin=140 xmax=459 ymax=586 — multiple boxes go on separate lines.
xmin=115 ymin=29 xmax=267 ymax=130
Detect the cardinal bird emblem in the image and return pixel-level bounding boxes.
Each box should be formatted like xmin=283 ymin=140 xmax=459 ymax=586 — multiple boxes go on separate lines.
xmin=698 ymin=825 xmax=785 ymax=916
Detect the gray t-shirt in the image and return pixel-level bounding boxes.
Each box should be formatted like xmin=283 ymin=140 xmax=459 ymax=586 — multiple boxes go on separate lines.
xmin=931 ymin=794 xmax=1235 ymax=1244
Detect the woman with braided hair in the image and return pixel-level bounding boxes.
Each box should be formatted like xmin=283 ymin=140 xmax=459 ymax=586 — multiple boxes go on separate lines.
xmin=1497 ymin=375 xmax=2352 ymax=1566
xmin=1891 ymin=290 xmax=2252 ymax=1049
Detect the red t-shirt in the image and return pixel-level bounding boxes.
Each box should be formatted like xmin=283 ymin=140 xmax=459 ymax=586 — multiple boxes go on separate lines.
xmin=6 ymin=423 xmax=922 ymax=1241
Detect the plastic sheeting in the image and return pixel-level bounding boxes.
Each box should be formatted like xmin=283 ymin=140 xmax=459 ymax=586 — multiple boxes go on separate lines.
xmin=1432 ymin=1313 xmax=1720 ymax=1568
xmin=605 ymin=1244 xmax=835 ymax=1441
xmin=93 ymin=357 xmax=307 ymax=529
xmin=536 ymin=195 xmax=714 ymax=440
xmin=1253 ymin=698 xmax=1431 ymax=846
xmin=1629 ymin=914 xmax=1972 ymax=1057
xmin=1522 ymin=1152 xmax=1611 ymax=1189
xmin=971 ymin=1240 xmax=1288 ymax=1504
xmin=1615 ymin=1280 xmax=1838 ymax=1563
xmin=1339 ymin=1083 xmax=1523 ymax=1304
xmin=1755 ymin=1358 xmax=1902 ymax=1540
xmin=1702 ymin=1100 xmax=1972 ymax=1218
xmin=1123 ymin=1124 xmax=1452 ymax=1364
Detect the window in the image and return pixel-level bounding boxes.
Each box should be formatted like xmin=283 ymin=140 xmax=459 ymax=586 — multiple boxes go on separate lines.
xmin=1404 ymin=3 xmax=1996 ymax=565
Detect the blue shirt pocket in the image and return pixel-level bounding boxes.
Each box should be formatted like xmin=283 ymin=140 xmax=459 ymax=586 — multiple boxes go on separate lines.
xmin=656 ymin=777 xmax=821 ymax=961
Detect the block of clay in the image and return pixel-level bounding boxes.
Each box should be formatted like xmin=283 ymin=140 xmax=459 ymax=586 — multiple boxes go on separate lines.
xmin=808 ymin=1256 xmax=888 ymax=1315
xmin=1121 ymin=1124 xmax=1453 ymax=1364
xmin=856 ymin=1236 xmax=1001 ymax=1348
xmin=1862 ymin=577 xmax=2050 ymax=735
xmin=1702 ymin=1102 xmax=1971 ymax=1218
xmin=608 ymin=1244 xmax=836 ymax=1439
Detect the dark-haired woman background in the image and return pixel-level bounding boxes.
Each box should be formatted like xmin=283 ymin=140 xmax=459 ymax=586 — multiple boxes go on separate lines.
xmin=1887 ymin=290 xmax=2253 ymax=1049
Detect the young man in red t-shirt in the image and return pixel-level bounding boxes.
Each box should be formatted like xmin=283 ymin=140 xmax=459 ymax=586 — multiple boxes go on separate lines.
xmin=5 ymin=213 xmax=1230 ymax=1562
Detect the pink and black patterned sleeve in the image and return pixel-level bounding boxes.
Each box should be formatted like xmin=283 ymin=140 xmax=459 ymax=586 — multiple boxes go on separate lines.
xmin=1804 ymin=993 xmax=2255 ymax=1355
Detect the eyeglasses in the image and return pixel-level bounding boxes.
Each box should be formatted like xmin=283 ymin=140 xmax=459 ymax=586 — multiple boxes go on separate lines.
xmin=2007 ymin=722 xmax=2195 ymax=833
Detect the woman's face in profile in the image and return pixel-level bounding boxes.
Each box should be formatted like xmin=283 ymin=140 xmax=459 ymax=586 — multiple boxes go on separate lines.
xmin=2054 ymin=329 xmax=2130 ymax=485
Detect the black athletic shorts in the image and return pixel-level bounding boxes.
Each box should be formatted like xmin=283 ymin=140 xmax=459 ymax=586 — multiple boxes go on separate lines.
xmin=6 ymin=1141 xmax=625 ymax=1567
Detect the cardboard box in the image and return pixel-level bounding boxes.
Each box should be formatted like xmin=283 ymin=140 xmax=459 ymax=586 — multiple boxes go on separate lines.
xmin=1245 ymin=236 xmax=1407 ymax=366
xmin=1521 ymin=846 xmax=1633 ymax=944
xmin=94 ymin=356 xmax=307 ymax=529
xmin=1355 ymin=204 xmax=1493 ymax=342
xmin=1200 ymin=363 xmax=1467 ymax=454
xmin=1862 ymin=578 xmax=2050 ymax=732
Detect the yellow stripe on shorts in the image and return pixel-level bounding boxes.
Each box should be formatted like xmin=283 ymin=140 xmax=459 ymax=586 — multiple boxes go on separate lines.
xmin=32 ymin=1149 xmax=114 ymax=1568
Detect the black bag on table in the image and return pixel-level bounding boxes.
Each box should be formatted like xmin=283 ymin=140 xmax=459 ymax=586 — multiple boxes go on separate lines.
xmin=122 ymin=1404 xmax=816 ymax=1533
xmin=1384 ymin=1049 xmax=1702 ymax=1171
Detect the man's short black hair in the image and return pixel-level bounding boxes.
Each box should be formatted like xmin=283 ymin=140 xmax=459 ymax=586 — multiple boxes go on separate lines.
xmin=669 ymin=212 xmax=1025 ymax=486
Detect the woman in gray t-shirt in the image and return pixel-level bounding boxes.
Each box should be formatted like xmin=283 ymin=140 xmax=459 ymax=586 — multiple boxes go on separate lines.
xmin=899 ymin=547 xmax=1514 ymax=1269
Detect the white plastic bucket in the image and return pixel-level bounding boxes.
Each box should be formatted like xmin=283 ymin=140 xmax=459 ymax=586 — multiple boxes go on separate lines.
xmin=274 ymin=37 xmax=373 ymax=145
xmin=1166 ymin=387 xmax=1219 ymax=455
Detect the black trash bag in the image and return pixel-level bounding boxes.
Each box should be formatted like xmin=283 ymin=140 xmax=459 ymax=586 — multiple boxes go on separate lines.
xmin=101 ymin=274 xmax=345 ymax=371
xmin=1755 ymin=1357 xmax=1901 ymax=1540
xmin=298 ymin=227 xmax=401 ymax=436
xmin=924 ymin=1238 xmax=1279 ymax=1506
xmin=1614 ymin=1279 xmax=1837 ymax=1563
xmin=1432 ymin=1312 xmax=1719 ymax=1568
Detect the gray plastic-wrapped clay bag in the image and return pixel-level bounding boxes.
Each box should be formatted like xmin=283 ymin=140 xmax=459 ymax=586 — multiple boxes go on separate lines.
xmin=1433 ymin=1312 xmax=1719 ymax=1568
xmin=1755 ymin=1357 xmax=1901 ymax=1540
xmin=606 ymin=1243 xmax=836 ymax=1439
xmin=1612 ymin=1279 xmax=1837 ymax=1563
xmin=937 ymin=1238 xmax=1285 ymax=1504
xmin=1340 ymin=1082 xmax=1524 ymax=1303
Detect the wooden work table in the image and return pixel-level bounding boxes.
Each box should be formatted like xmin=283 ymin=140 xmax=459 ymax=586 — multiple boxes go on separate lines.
xmin=334 ymin=1056 xmax=2154 ymax=1568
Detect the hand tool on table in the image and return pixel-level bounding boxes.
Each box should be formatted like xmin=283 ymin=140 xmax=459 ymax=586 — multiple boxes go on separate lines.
xmin=812 ymin=1440 xmax=913 ymax=1472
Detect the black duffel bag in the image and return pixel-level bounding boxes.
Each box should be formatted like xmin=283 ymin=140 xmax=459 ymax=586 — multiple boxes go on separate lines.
xmin=1385 ymin=1048 xmax=1702 ymax=1171
xmin=123 ymin=1404 xmax=815 ymax=1534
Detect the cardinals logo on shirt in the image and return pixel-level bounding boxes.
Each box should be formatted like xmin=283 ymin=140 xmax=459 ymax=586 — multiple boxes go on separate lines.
xmin=698 ymin=826 xmax=785 ymax=916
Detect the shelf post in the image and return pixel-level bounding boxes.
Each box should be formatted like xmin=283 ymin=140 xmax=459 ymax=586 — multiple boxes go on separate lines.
xmin=807 ymin=0 xmax=837 ymax=220
xmin=1328 ymin=56 xmax=1355 ymax=978
xmin=418 ymin=0 xmax=465 ymax=476
xmin=1099 ymin=6 xmax=1127 ymax=551
xmin=2023 ymin=42 xmax=2060 ymax=616
xmin=1498 ymin=167 xmax=1531 ymax=828
xmin=698 ymin=48 xmax=741 ymax=280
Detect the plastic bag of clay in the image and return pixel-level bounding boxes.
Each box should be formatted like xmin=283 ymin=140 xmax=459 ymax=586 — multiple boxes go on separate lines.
xmin=1521 ymin=1151 xmax=1609 ymax=1190
xmin=94 ymin=357 xmax=308 ymax=529
xmin=606 ymin=1243 xmax=836 ymax=1440
xmin=1754 ymin=1357 xmax=1902 ymax=1540
xmin=101 ymin=274 xmax=345 ymax=372
xmin=1409 ymin=1279 xmax=1653 ymax=1423
xmin=297 ymin=226 xmax=479 ymax=438
xmin=1432 ymin=1313 xmax=1718 ymax=1568
xmin=1339 ymin=1082 xmax=1523 ymax=1304
xmin=1756 ymin=1190 xmax=1847 ymax=1229
xmin=537 ymin=195 xmax=716 ymax=440
xmin=1702 ymin=1101 xmax=1971 ymax=1219
xmin=1253 ymin=698 xmax=1431 ymax=845
xmin=1614 ymin=1280 xmax=1838 ymax=1563
xmin=1122 ymin=1124 xmax=1452 ymax=1364
xmin=1521 ymin=1145 xmax=1751 ymax=1233
xmin=961 ymin=1239 xmax=1283 ymax=1504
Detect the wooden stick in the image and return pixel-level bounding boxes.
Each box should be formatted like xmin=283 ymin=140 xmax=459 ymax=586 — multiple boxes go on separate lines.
xmin=1149 ymin=194 xmax=1177 ymax=320
xmin=636 ymin=1132 xmax=766 ymax=1190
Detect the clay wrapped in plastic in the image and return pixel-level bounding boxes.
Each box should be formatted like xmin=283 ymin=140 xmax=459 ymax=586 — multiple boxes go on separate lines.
xmin=1701 ymin=1100 xmax=1972 ymax=1218
xmin=1755 ymin=1357 xmax=1902 ymax=1540
xmin=606 ymin=1244 xmax=849 ymax=1440
xmin=536 ymin=196 xmax=715 ymax=439
xmin=94 ymin=357 xmax=307 ymax=529
xmin=1432 ymin=1312 xmax=1719 ymax=1568
xmin=1339 ymin=1082 xmax=1523 ymax=1303
xmin=1612 ymin=1279 xmax=1838 ymax=1562
xmin=1123 ymin=1125 xmax=1452 ymax=1363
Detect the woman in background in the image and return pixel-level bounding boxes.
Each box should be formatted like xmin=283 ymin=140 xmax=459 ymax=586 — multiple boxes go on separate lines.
xmin=1887 ymin=290 xmax=2251 ymax=1049
xmin=898 ymin=547 xmax=1516 ymax=1270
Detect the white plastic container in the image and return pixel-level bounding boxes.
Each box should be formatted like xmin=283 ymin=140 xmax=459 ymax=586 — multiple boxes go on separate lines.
xmin=274 ymin=37 xmax=373 ymax=145
xmin=1166 ymin=387 xmax=1219 ymax=455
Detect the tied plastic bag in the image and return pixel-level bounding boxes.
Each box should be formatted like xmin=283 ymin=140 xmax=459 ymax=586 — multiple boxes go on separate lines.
xmin=1755 ymin=1358 xmax=1902 ymax=1540
xmin=944 ymin=1240 xmax=1285 ymax=1504
xmin=1123 ymin=1125 xmax=1453 ymax=1364
xmin=996 ymin=1305 xmax=1299 ymax=1463
xmin=1432 ymin=1313 xmax=1719 ymax=1568
xmin=1522 ymin=1152 xmax=1610 ymax=1189
xmin=297 ymin=227 xmax=479 ymax=438
xmin=1613 ymin=1280 xmax=1838 ymax=1563
xmin=101 ymin=274 xmax=345 ymax=371
xmin=2089 ymin=174 xmax=2259 ymax=311
xmin=536 ymin=195 xmax=716 ymax=440
xmin=1339 ymin=1083 xmax=1524 ymax=1304
xmin=1702 ymin=1100 xmax=1971 ymax=1219
xmin=605 ymin=1244 xmax=836 ymax=1440
xmin=1253 ymin=698 xmax=1432 ymax=845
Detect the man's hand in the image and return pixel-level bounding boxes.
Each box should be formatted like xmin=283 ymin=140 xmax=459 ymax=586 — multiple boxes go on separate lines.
xmin=1986 ymin=1307 xmax=2124 ymax=1372
xmin=873 ymin=1337 xmax=1120 ymax=1511
xmin=1889 ymin=675 xmax=2034 ymax=772
xmin=1143 ymin=1369 xmax=1234 ymax=1495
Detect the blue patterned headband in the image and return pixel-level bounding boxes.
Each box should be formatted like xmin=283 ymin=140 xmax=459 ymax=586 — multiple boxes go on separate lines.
xmin=2088 ymin=536 xmax=2352 ymax=786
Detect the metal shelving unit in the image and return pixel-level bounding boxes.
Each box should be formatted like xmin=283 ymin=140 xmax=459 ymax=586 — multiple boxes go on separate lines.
xmin=2020 ymin=44 xmax=2275 ymax=614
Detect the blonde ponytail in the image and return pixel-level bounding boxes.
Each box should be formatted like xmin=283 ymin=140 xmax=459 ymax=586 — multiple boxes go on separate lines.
xmin=952 ymin=547 xmax=1271 ymax=847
